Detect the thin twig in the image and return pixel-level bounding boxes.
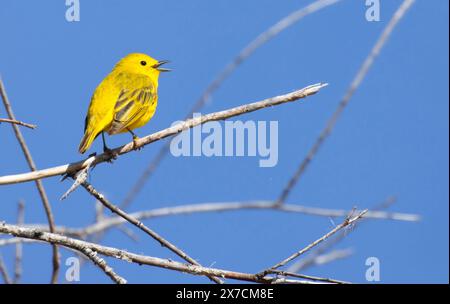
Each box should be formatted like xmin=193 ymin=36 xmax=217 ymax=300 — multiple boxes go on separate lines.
xmin=120 ymin=0 xmax=342 ymax=209
xmin=287 ymin=248 xmax=353 ymax=273
xmin=81 ymin=247 xmax=127 ymax=284
xmin=0 ymin=118 xmax=36 ymax=129
xmin=259 ymin=209 xmax=368 ymax=276
xmin=268 ymin=269 xmax=349 ymax=284
xmin=287 ymin=196 xmax=399 ymax=273
xmin=0 ymin=238 xmax=36 ymax=246
xmin=88 ymin=200 xmax=108 ymax=243
xmin=0 ymin=77 xmax=60 ymax=283
xmin=0 ymin=228 xmax=125 ymax=284
xmin=95 ymin=200 xmax=105 ymax=224
xmin=80 ymin=180 xmax=224 ymax=284
xmin=75 ymin=201 xmax=418 ymax=236
xmin=13 ymin=200 xmax=418 ymax=239
xmin=0 ymin=223 xmax=324 ymax=284
xmin=82 ymin=200 xmax=417 ymax=237
xmin=275 ymin=0 xmax=416 ymax=206
xmin=13 ymin=200 xmax=24 ymax=283
xmin=0 ymin=83 xmax=327 ymax=186
xmin=0 ymin=254 xmax=12 ymax=284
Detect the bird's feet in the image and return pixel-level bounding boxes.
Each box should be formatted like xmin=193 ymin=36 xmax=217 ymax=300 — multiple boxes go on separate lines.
xmin=103 ymin=146 xmax=118 ymax=163
xmin=132 ymin=135 xmax=141 ymax=151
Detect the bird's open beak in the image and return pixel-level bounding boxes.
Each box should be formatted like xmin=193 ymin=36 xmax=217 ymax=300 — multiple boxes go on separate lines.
xmin=154 ymin=60 xmax=171 ymax=72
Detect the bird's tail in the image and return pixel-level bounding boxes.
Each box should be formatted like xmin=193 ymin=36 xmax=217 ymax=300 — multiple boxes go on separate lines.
xmin=78 ymin=130 xmax=98 ymax=154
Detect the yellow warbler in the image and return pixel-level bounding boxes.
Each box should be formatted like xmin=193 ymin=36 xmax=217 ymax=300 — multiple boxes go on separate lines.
xmin=78 ymin=53 xmax=170 ymax=154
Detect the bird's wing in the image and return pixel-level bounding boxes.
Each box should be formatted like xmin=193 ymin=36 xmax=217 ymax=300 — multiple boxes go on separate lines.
xmin=108 ymin=85 xmax=154 ymax=134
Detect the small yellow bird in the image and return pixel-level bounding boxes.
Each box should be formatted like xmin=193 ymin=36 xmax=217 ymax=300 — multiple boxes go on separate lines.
xmin=78 ymin=53 xmax=170 ymax=154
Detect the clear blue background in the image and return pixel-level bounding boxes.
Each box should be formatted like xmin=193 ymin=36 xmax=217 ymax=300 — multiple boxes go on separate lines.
xmin=0 ymin=0 xmax=448 ymax=283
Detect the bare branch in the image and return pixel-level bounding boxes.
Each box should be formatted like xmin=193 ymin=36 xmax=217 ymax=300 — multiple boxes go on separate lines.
xmin=0 ymin=83 xmax=327 ymax=186
xmin=80 ymin=181 xmax=224 ymax=284
xmin=121 ymin=0 xmax=342 ymax=209
xmin=1 ymin=224 xmax=124 ymax=284
xmin=259 ymin=209 xmax=368 ymax=275
xmin=76 ymin=201 xmax=418 ymax=236
xmin=0 ymin=77 xmax=60 ymax=283
xmin=0 ymin=223 xmax=329 ymax=284
xmin=0 ymin=118 xmax=36 ymax=129
xmin=81 ymin=247 xmax=127 ymax=284
xmin=268 ymin=269 xmax=349 ymax=284
xmin=275 ymin=0 xmax=416 ymax=206
xmin=14 ymin=200 xmax=24 ymax=283
xmin=0 ymin=238 xmax=37 ymax=246
xmin=10 ymin=200 xmax=418 ymax=239
xmin=287 ymin=196 xmax=402 ymax=273
xmin=60 ymin=155 xmax=95 ymax=200
xmin=0 ymin=254 xmax=12 ymax=284
xmin=287 ymin=248 xmax=353 ymax=273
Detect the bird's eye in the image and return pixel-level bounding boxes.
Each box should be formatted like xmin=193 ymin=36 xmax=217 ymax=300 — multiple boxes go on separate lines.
xmin=140 ymin=60 xmax=147 ymax=66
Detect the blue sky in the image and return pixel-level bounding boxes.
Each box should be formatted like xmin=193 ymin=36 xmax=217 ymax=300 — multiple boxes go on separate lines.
xmin=0 ymin=0 xmax=448 ymax=283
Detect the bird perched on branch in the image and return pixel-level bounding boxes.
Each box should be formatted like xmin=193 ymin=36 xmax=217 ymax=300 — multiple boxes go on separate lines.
xmin=78 ymin=53 xmax=170 ymax=154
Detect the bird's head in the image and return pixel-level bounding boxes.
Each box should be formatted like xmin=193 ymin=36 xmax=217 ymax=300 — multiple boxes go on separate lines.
xmin=115 ymin=53 xmax=170 ymax=79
